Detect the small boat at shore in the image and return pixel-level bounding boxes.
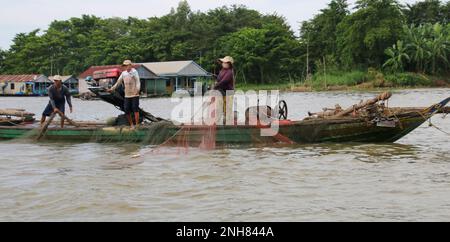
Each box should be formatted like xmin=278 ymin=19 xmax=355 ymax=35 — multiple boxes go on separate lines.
xmin=0 ymin=118 xmax=25 ymax=126
xmin=0 ymin=109 xmax=36 ymax=126
xmin=0 ymin=89 xmax=448 ymax=146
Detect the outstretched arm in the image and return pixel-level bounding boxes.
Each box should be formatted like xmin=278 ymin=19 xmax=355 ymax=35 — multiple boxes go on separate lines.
xmin=110 ymin=73 xmax=124 ymax=91
xmin=214 ymin=70 xmax=233 ymax=90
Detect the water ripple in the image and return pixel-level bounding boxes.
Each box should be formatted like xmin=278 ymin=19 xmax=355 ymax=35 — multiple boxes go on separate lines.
xmin=0 ymin=88 xmax=449 ymax=221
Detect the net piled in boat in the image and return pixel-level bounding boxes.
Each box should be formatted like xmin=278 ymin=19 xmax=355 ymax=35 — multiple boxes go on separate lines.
xmin=136 ymin=98 xmax=219 ymax=157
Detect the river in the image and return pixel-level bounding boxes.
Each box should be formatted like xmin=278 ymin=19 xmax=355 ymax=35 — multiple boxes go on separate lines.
xmin=0 ymin=88 xmax=449 ymax=221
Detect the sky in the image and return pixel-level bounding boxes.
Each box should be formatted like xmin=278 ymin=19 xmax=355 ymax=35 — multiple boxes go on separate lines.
xmin=0 ymin=0 xmax=420 ymax=50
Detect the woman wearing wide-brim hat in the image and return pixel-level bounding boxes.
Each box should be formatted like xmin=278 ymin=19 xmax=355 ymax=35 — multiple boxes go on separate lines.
xmin=214 ymin=56 xmax=235 ymax=124
xmin=214 ymin=56 xmax=235 ymax=95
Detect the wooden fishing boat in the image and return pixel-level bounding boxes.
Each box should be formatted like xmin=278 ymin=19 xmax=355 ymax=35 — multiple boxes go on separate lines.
xmin=0 ymin=96 xmax=448 ymax=145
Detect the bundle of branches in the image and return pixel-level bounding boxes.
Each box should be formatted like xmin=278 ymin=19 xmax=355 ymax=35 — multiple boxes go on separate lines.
xmin=307 ymin=92 xmax=392 ymax=119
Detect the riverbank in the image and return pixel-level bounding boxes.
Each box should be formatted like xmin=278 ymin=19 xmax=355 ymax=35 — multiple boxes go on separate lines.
xmin=235 ymin=71 xmax=450 ymax=92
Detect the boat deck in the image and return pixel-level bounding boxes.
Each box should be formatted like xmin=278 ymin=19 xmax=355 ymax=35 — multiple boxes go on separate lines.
xmin=0 ymin=104 xmax=447 ymax=145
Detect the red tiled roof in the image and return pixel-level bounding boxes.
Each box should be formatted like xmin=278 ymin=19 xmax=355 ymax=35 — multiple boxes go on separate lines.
xmin=79 ymin=64 xmax=141 ymax=79
xmin=0 ymin=74 xmax=42 ymax=83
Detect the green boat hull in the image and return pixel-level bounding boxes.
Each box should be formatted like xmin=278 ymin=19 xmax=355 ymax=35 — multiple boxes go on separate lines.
xmin=0 ymin=109 xmax=435 ymax=145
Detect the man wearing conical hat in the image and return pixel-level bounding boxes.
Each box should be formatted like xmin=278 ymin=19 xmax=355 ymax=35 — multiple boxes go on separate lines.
xmin=41 ymin=75 xmax=73 ymax=128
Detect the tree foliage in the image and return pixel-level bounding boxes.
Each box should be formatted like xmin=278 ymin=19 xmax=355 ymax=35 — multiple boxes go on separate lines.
xmin=383 ymin=40 xmax=410 ymax=72
xmin=384 ymin=23 xmax=450 ymax=74
xmin=0 ymin=0 xmax=449 ymax=84
xmin=0 ymin=1 xmax=301 ymax=83
xmin=0 ymin=48 xmax=5 ymax=71
xmin=403 ymin=0 xmax=449 ymax=26
xmin=219 ymin=19 xmax=302 ymax=84
xmin=299 ymin=0 xmax=349 ymax=73
xmin=335 ymin=0 xmax=405 ymax=69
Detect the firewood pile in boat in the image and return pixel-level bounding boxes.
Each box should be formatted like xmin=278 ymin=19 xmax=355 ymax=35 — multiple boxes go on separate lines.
xmin=305 ymin=91 xmax=448 ymax=126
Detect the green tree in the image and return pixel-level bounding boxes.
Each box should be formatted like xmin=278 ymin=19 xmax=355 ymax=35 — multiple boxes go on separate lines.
xmin=383 ymin=40 xmax=410 ymax=72
xmin=0 ymin=1 xmax=302 ymax=79
xmin=403 ymin=0 xmax=448 ymax=25
xmin=427 ymin=23 xmax=449 ymax=74
xmin=403 ymin=25 xmax=431 ymax=73
xmin=219 ymin=20 xmax=302 ymax=84
xmin=336 ymin=0 xmax=405 ymax=68
xmin=445 ymin=2 xmax=450 ymax=24
xmin=399 ymin=23 xmax=449 ymax=74
xmin=2 ymin=29 xmax=48 ymax=74
xmin=0 ymin=48 xmax=5 ymax=71
xmin=300 ymin=0 xmax=348 ymax=72
xmin=4 ymin=0 xmax=446 ymax=84
xmin=221 ymin=28 xmax=268 ymax=83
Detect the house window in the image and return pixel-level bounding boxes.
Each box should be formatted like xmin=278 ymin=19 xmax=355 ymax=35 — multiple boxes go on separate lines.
xmin=166 ymin=79 xmax=171 ymax=87
xmin=10 ymin=83 xmax=15 ymax=90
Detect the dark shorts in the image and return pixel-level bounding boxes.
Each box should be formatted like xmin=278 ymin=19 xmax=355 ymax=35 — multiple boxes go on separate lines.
xmin=42 ymin=101 xmax=65 ymax=117
xmin=124 ymin=97 xmax=139 ymax=114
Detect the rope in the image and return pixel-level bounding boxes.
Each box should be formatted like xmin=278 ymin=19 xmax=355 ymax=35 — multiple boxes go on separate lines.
xmin=429 ymin=107 xmax=450 ymax=136
xmin=415 ymin=108 xmax=450 ymax=136
xmin=429 ymin=122 xmax=450 ymax=136
xmin=416 ymin=110 xmax=432 ymax=121
xmin=383 ymin=100 xmax=404 ymax=129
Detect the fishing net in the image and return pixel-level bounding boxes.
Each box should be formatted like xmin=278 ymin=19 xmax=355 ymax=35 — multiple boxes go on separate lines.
xmin=127 ymin=97 xmax=220 ymax=160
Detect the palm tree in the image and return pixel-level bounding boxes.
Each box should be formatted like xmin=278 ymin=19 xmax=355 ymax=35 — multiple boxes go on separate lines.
xmin=404 ymin=25 xmax=430 ymax=73
xmin=428 ymin=23 xmax=449 ymax=74
xmin=383 ymin=40 xmax=410 ymax=72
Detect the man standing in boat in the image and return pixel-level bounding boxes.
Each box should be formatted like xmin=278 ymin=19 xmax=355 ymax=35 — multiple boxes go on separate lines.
xmin=107 ymin=60 xmax=141 ymax=129
xmin=40 ymin=75 xmax=73 ymax=128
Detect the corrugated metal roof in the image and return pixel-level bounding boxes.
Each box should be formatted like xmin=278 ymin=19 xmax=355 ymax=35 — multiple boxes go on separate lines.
xmin=79 ymin=65 xmax=141 ymax=78
xmin=0 ymin=74 xmax=43 ymax=83
xmin=140 ymin=61 xmax=210 ymax=77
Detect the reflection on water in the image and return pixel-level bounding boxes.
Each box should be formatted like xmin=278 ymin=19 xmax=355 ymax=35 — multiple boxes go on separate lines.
xmin=0 ymin=88 xmax=449 ymax=221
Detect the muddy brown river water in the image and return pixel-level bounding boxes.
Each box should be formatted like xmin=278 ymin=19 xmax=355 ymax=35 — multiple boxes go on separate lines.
xmin=0 ymin=88 xmax=449 ymax=221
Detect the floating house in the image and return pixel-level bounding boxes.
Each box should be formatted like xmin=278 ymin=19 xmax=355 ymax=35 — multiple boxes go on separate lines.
xmin=0 ymin=74 xmax=51 ymax=96
xmin=79 ymin=61 xmax=211 ymax=96
xmin=140 ymin=61 xmax=211 ymax=95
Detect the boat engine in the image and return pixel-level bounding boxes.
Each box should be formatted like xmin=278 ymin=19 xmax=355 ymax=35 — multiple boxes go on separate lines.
xmin=245 ymin=100 xmax=288 ymax=124
xmin=88 ymin=87 xmax=165 ymax=125
xmin=276 ymin=100 xmax=288 ymax=120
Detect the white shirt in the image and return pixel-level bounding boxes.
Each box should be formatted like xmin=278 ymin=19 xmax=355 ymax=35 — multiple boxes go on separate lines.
xmin=111 ymin=68 xmax=141 ymax=98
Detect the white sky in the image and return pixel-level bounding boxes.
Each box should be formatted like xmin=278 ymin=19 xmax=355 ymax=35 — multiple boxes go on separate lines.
xmin=0 ymin=0 xmax=420 ymax=50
